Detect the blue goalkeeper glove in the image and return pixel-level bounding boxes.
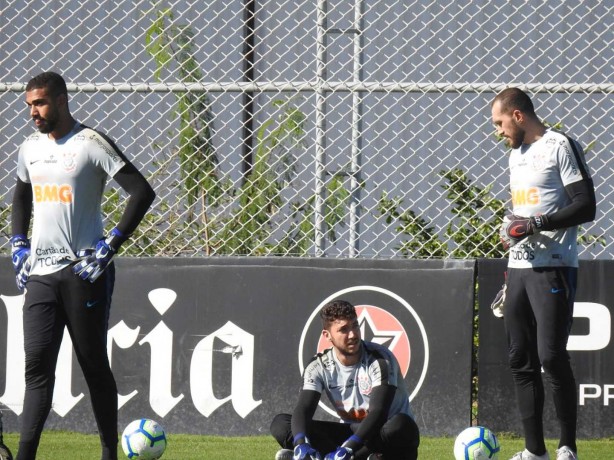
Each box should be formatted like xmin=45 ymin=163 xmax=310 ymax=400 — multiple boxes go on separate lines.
xmin=293 ymin=443 xmax=322 ymax=460
xmin=11 ymin=235 xmax=31 ymax=290
xmin=16 ymin=258 xmax=32 ymax=291
xmin=10 ymin=235 xmax=30 ymax=272
xmin=73 ymin=228 xmax=127 ymax=283
xmin=324 ymin=447 xmax=354 ymax=460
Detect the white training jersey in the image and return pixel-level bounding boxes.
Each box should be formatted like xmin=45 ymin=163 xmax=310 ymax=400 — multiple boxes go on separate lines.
xmin=302 ymin=341 xmax=414 ymax=423
xmin=16 ymin=124 xmax=125 ymax=276
xmin=508 ymin=128 xmax=592 ymax=269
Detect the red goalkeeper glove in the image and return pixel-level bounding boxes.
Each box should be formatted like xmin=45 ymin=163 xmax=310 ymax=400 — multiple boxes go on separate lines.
xmin=500 ymin=214 xmax=549 ymax=249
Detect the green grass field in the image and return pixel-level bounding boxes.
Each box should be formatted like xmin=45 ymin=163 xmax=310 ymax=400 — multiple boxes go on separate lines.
xmin=2 ymin=432 xmax=613 ymax=459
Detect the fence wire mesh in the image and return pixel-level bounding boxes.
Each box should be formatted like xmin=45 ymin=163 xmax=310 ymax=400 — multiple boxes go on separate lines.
xmin=1 ymin=1 xmax=612 ymax=258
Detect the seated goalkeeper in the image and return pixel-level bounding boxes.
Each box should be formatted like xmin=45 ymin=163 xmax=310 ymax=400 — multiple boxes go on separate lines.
xmin=270 ymin=299 xmax=420 ymax=460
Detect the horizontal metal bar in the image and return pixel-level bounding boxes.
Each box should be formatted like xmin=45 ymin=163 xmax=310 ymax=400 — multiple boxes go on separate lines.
xmin=1 ymin=82 xmax=613 ymax=94
xmin=327 ymin=28 xmax=361 ymax=34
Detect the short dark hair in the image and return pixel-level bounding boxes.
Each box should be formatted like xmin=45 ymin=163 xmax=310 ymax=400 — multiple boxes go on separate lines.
xmin=492 ymin=87 xmax=536 ymax=117
xmin=26 ymin=71 xmax=68 ymax=98
xmin=320 ymin=299 xmax=357 ymax=330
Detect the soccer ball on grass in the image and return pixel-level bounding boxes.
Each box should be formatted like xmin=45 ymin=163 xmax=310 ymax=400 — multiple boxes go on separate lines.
xmin=121 ymin=418 xmax=167 ymax=459
xmin=454 ymin=426 xmax=500 ymax=460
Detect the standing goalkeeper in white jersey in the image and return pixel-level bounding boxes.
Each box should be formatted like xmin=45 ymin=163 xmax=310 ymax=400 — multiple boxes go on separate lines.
xmin=491 ymin=88 xmax=596 ymax=460
xmin=9 ymin=71 xmax=155 ymax=460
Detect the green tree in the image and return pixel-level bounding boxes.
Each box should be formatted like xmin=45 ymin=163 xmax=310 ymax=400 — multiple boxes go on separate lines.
xmin=132 ymin=3 xmax=351 ymax=256
xmin=378 ymin=169 xmax=507 ymax=258
xmin=216 ymin=100 xmax=306 ymax=255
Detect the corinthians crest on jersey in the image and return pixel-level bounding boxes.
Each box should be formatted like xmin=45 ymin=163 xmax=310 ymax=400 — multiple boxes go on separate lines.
xmin=62 ymin=151 xmax=77 ymax=172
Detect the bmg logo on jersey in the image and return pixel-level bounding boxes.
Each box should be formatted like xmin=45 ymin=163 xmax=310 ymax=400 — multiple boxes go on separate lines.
xmin=33 ymin=183 xmax=73 ymax=204
xmin=511 ymin=186 xmax=540 ymax=206
xmin=299 ymin=285 xmax=429 ymax=412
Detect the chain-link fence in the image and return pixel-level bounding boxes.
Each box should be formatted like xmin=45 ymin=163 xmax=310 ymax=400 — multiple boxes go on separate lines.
xmin=1 ymin=1 xmax=612 ymax=258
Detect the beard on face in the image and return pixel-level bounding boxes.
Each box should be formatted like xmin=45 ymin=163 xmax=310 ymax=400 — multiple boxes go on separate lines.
xmin=34 ymin=106 xmax=59 ymax=134
xmin=508 ymin=134 xmax=523 ymax=149
xmin=36 ymin=120 xmax=54 ymax=134
xmin=335 ymin=338 xmax=360 ymax=358
xmin=507 ymin=119 xmax=525 ymax=149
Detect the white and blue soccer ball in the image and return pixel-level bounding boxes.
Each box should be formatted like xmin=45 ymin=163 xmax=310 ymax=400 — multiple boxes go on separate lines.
xmin=453 ymin=426 xmax=500 ymax=460
xmin=121 ymin=418 xmax=167 ymax=459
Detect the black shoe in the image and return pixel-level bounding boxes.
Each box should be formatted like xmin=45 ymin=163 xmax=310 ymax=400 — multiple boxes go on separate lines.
xmin=0 ymin=442 xmax=13 ymax=460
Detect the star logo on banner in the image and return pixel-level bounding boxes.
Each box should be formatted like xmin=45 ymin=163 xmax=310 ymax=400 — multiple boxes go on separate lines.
xmin=356 ymin=308 xmax=403 ymax=351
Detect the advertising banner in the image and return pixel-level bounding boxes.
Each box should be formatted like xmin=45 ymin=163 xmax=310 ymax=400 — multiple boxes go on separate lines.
xmin=0 ymin=257 xmax=476 ymax=437
xmin=478 ymin=258 xmax=614 ymax=438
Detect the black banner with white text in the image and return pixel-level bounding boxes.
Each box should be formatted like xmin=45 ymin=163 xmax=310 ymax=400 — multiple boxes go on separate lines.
xmin=0 ymin=257 xmax=475 ymax=437
xmin=478 ymin=258 xmax=614 ymax=438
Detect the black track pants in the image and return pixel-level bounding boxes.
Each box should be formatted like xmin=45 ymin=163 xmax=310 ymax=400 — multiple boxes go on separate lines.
xmin=16 ymin=265 xmax=118 ymax=460
xmin=503 ymin=266 xmax=578 ymax=453
xmin=270 ymin=412 xmax=419 ymax=460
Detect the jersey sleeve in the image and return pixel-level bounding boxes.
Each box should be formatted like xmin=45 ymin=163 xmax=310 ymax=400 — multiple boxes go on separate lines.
xmin=16 ymin=143 xmax=30 ymax=183
xmin=87 ymin=129 xmax=126 ymax=177
xmin=369 ymin=350 xmax=398 ymax=389
xmin=556 ymin=135 xmax=591 ymax=187
xmin=301 ymin=357 xmax=324 ymax=393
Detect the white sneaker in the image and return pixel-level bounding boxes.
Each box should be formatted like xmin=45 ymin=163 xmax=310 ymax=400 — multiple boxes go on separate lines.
xmin=367 ymin=454 xmax=384 ymax=460
xmin=510 ymin=449 xmax=550 ymax=460
xmin=555 ymin=446 xmax=578 ymax=460
xmin=275 ymin=448 xmax=293 ymax=460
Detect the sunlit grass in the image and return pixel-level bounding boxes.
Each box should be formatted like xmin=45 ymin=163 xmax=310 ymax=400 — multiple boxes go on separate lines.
xmin=2 ymin=432 xmax=613 ymax=459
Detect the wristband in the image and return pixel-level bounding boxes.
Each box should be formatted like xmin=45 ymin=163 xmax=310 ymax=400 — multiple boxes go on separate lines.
xmin=344 ymin=435 xmax=362 ymax=446
xmin=293 ymin=432 xmax=306 ymax=445
xmin=10 ymin=234 xmax=29 ymax=246
xmin=531 ymin=214 xmax=549 ymax=230
xmin=105 ymin=227 xmax=128 ymax=251
xmin=342 ymin=434 xmax=363 ymax=450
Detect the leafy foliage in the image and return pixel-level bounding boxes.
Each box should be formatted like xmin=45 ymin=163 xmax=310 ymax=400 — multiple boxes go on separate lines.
xmin=441 ymin=169 xmax=507 ymax=258
xmin=380 ymin=120 xmax=605 ymax=259
xmin=106 ymin=3 xmax=352 ymax=256
xmin=145 ymin=5 xmax=221 ymax=207
xmin=215 ymin=100 xmax=306 ymax=255
xmin=378 ymin=169 xmax=507 ymax=259
xmin=105 ymin=8 xmax=606 ymax=259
